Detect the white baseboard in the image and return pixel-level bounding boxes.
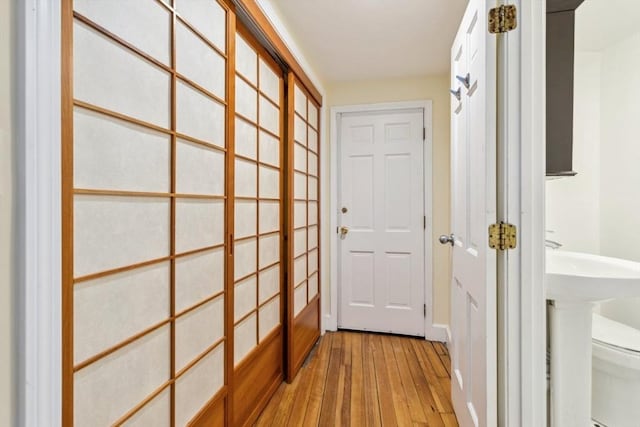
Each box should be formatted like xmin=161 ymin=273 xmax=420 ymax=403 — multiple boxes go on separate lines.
xmin=323 ymin=313 xmax=337 ymax=333
xmin=426 ymin=323 xmax=451 ymax=343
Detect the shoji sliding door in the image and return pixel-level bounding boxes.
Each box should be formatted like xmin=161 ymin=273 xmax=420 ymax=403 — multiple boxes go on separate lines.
xmin=63 ymin=1 xmax=229 ymax=425
xmin=231 ymin=26 xmax=285 ymax=426
xmin=63 ymin=1 xmax=320 ymax=424
xmin=286 ymin=74 xmax=322 ymax=381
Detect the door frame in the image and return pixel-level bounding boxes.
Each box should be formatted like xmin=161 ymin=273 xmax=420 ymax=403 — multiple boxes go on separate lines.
xmin=497 ymin=0 xmax=547 ymax=425
xmin=328 ymin=100 xmax=441 ymax=340
xmin=16 ymin=0 xmax=63 ymax=425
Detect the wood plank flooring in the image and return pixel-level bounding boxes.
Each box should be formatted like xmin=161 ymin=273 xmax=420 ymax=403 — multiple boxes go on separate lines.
xmin=255 ymin=331 xmax=459 ymax=426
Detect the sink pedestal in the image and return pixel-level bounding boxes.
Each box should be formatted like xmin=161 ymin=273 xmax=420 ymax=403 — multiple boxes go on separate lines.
xmin=547 ymin=250 xmax=640 ymax=426
xmin=549 ymin=300 xmax=595 ymax=427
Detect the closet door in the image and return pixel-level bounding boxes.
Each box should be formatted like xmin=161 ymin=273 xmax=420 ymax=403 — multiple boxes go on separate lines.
xmin=63 ymin=1 xmax=229 ymax=425
xmin=231 ymin=26 xmax=285 ymax=426
xmin=286 ymin=74 xmax=321 ymax=381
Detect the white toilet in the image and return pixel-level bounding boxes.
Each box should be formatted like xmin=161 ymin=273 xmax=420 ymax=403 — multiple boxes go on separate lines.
xmin=592 ymin=312 xmax=640 ymax=427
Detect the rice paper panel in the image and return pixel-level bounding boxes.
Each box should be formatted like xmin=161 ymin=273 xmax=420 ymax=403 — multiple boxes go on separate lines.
xmin=74 ymin=326 xmax=171 ymax=427
xmin=235 ymin=33 xmax=257 ymax=84
xmin=174 ymin=296 xmax=224 ymax=372
xmin=234 ymin=275 xmax=257 ymax=322
xmin=258 ymin=201 xmax=280 ymax=234
xmin=175 ymin=248 xmax=224 ymax=312
xmin=74 ymin=108 xmax=170 ymax=193
xmin=174 ymin=0 xmax=226 ymax=53
xmin=176 ymin=80 xmax=225 ymax=146
xmin=258 ymin=234 xmax=280 ymax=269
xmin=234 ymin=238 xmax=257 ymax=280
xmin=258 ymin=264 xmax=280 ymax=304
xmin=259 ymin=298 xmax=280 ymax=341
xmin=74 ymin=21 xmax=171 ymax=128
xmin=234 ymin=314 xmax=257 ymax=365
xmin=174 ymin=343 xmax=225 ymax=426
xmin=176 ymin=139 xmax=225 ymax=196
xmin=74 ymin=195 xmax=170 ymax=277
xmin=234 ymin=200 xmax=257 ymax=239
xmin=122 ymin=387 xmax=171 ymax=427
xmin=258 ymin=130 xmax=280 ymax=167
xmin=174 ymin=199 xmax=225 ymax=253
xmin=74 ymin=262 xmax=170 ymax=363
xmin=176 ymin=21 xmax=225 ymax=98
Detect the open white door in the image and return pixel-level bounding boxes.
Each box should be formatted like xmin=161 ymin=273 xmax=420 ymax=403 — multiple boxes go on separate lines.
xmin=445 ymin=0 xmax=497 ymax=425
xmin=338 ymin=108 xmax=426 ymax=337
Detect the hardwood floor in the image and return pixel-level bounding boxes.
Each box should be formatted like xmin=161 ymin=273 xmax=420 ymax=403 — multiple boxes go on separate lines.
xmin=255 ymin=331 xmax=459 ymax=426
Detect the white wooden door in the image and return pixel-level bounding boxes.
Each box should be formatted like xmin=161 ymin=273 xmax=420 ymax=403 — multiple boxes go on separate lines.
xmin=448 ymin=0 xmax=497 ymax=425
xmin=338 ymin=109 xmax=425 ymax=336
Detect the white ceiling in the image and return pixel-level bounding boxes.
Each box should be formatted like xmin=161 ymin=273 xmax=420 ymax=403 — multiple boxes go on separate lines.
xmin=267 ymin=0 xmax=467 ymax=82
xmin=576 ymin=0 xmax=640 ymax=52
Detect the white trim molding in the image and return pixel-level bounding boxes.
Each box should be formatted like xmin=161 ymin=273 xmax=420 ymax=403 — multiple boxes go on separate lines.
xmin=320 ymin=103 xmax=330 ymax=334
xmin=329 ymin=100 xmax=437 ymax=338
xmin=430 ymin=324 xmax=451 ymax=343
xmin=497 ymin=0 xmax=547 ymax=426
xmin=16 ymin=0 xmax=62 ymax=426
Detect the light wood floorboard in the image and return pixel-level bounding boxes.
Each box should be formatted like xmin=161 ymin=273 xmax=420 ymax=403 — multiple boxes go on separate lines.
xmin=255 ymin=331 xmax=459 ymax=426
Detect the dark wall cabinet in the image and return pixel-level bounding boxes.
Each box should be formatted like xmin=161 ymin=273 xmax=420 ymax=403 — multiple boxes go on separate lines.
xmin=546 ymin=0 xmax=584 ymax=176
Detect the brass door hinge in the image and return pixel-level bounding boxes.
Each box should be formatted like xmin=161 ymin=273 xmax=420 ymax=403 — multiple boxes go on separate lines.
xmin=488 ymin=222 xmax=517 ymax=250
xmin=488 ymin=5 xmax=517 ymax=34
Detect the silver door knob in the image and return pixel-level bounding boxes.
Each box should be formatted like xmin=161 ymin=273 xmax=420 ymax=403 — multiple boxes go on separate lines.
xmin=439 ymin=234 xmax=455 ymax=246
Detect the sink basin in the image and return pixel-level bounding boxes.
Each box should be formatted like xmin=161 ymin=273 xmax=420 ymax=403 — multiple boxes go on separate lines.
xmin=546 ymin=250 xmax=640 ymax=302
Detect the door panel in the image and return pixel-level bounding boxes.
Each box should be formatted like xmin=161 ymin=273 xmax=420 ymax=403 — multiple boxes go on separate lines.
xmin=64 ymin=1 xmax=320 ymax=424
xmin=65 ymin=1 xmax=228 ymax=424
xmin=338 ymin=110 xmax=425 ymax=336
xmin=231 ymin=25 xmax=285 ymax=427
xmin=286 ymin=75 xmax=322 ymax=382
xmin=449 ymin=0 xmax=497 ymax=425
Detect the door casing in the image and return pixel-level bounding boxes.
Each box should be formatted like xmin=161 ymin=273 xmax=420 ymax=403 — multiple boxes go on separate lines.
xmin=496 ymin=1 xmax=548 ymax=425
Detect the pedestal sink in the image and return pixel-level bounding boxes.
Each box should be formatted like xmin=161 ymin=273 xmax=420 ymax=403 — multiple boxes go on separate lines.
xmin=546 ymin=250 xmax=640 ymax=427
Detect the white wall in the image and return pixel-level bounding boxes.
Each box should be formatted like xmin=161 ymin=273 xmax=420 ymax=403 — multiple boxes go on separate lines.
xmin=596 ymin=30 xmax=640 ymax=327
xmin=326 ymin=75 xmax=452 ymax=326
xmin=0 ymin=0 xmax=15 ymax=424
xmin=599 ymin=31 xmax=640 ymax=263
xmin=545 ymin=52 xmax=601 ymax=254
xmin=547 ymin=30 xmax=640 ymax=261
xmin=546 ymin=28 xmax=640 ymax=327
